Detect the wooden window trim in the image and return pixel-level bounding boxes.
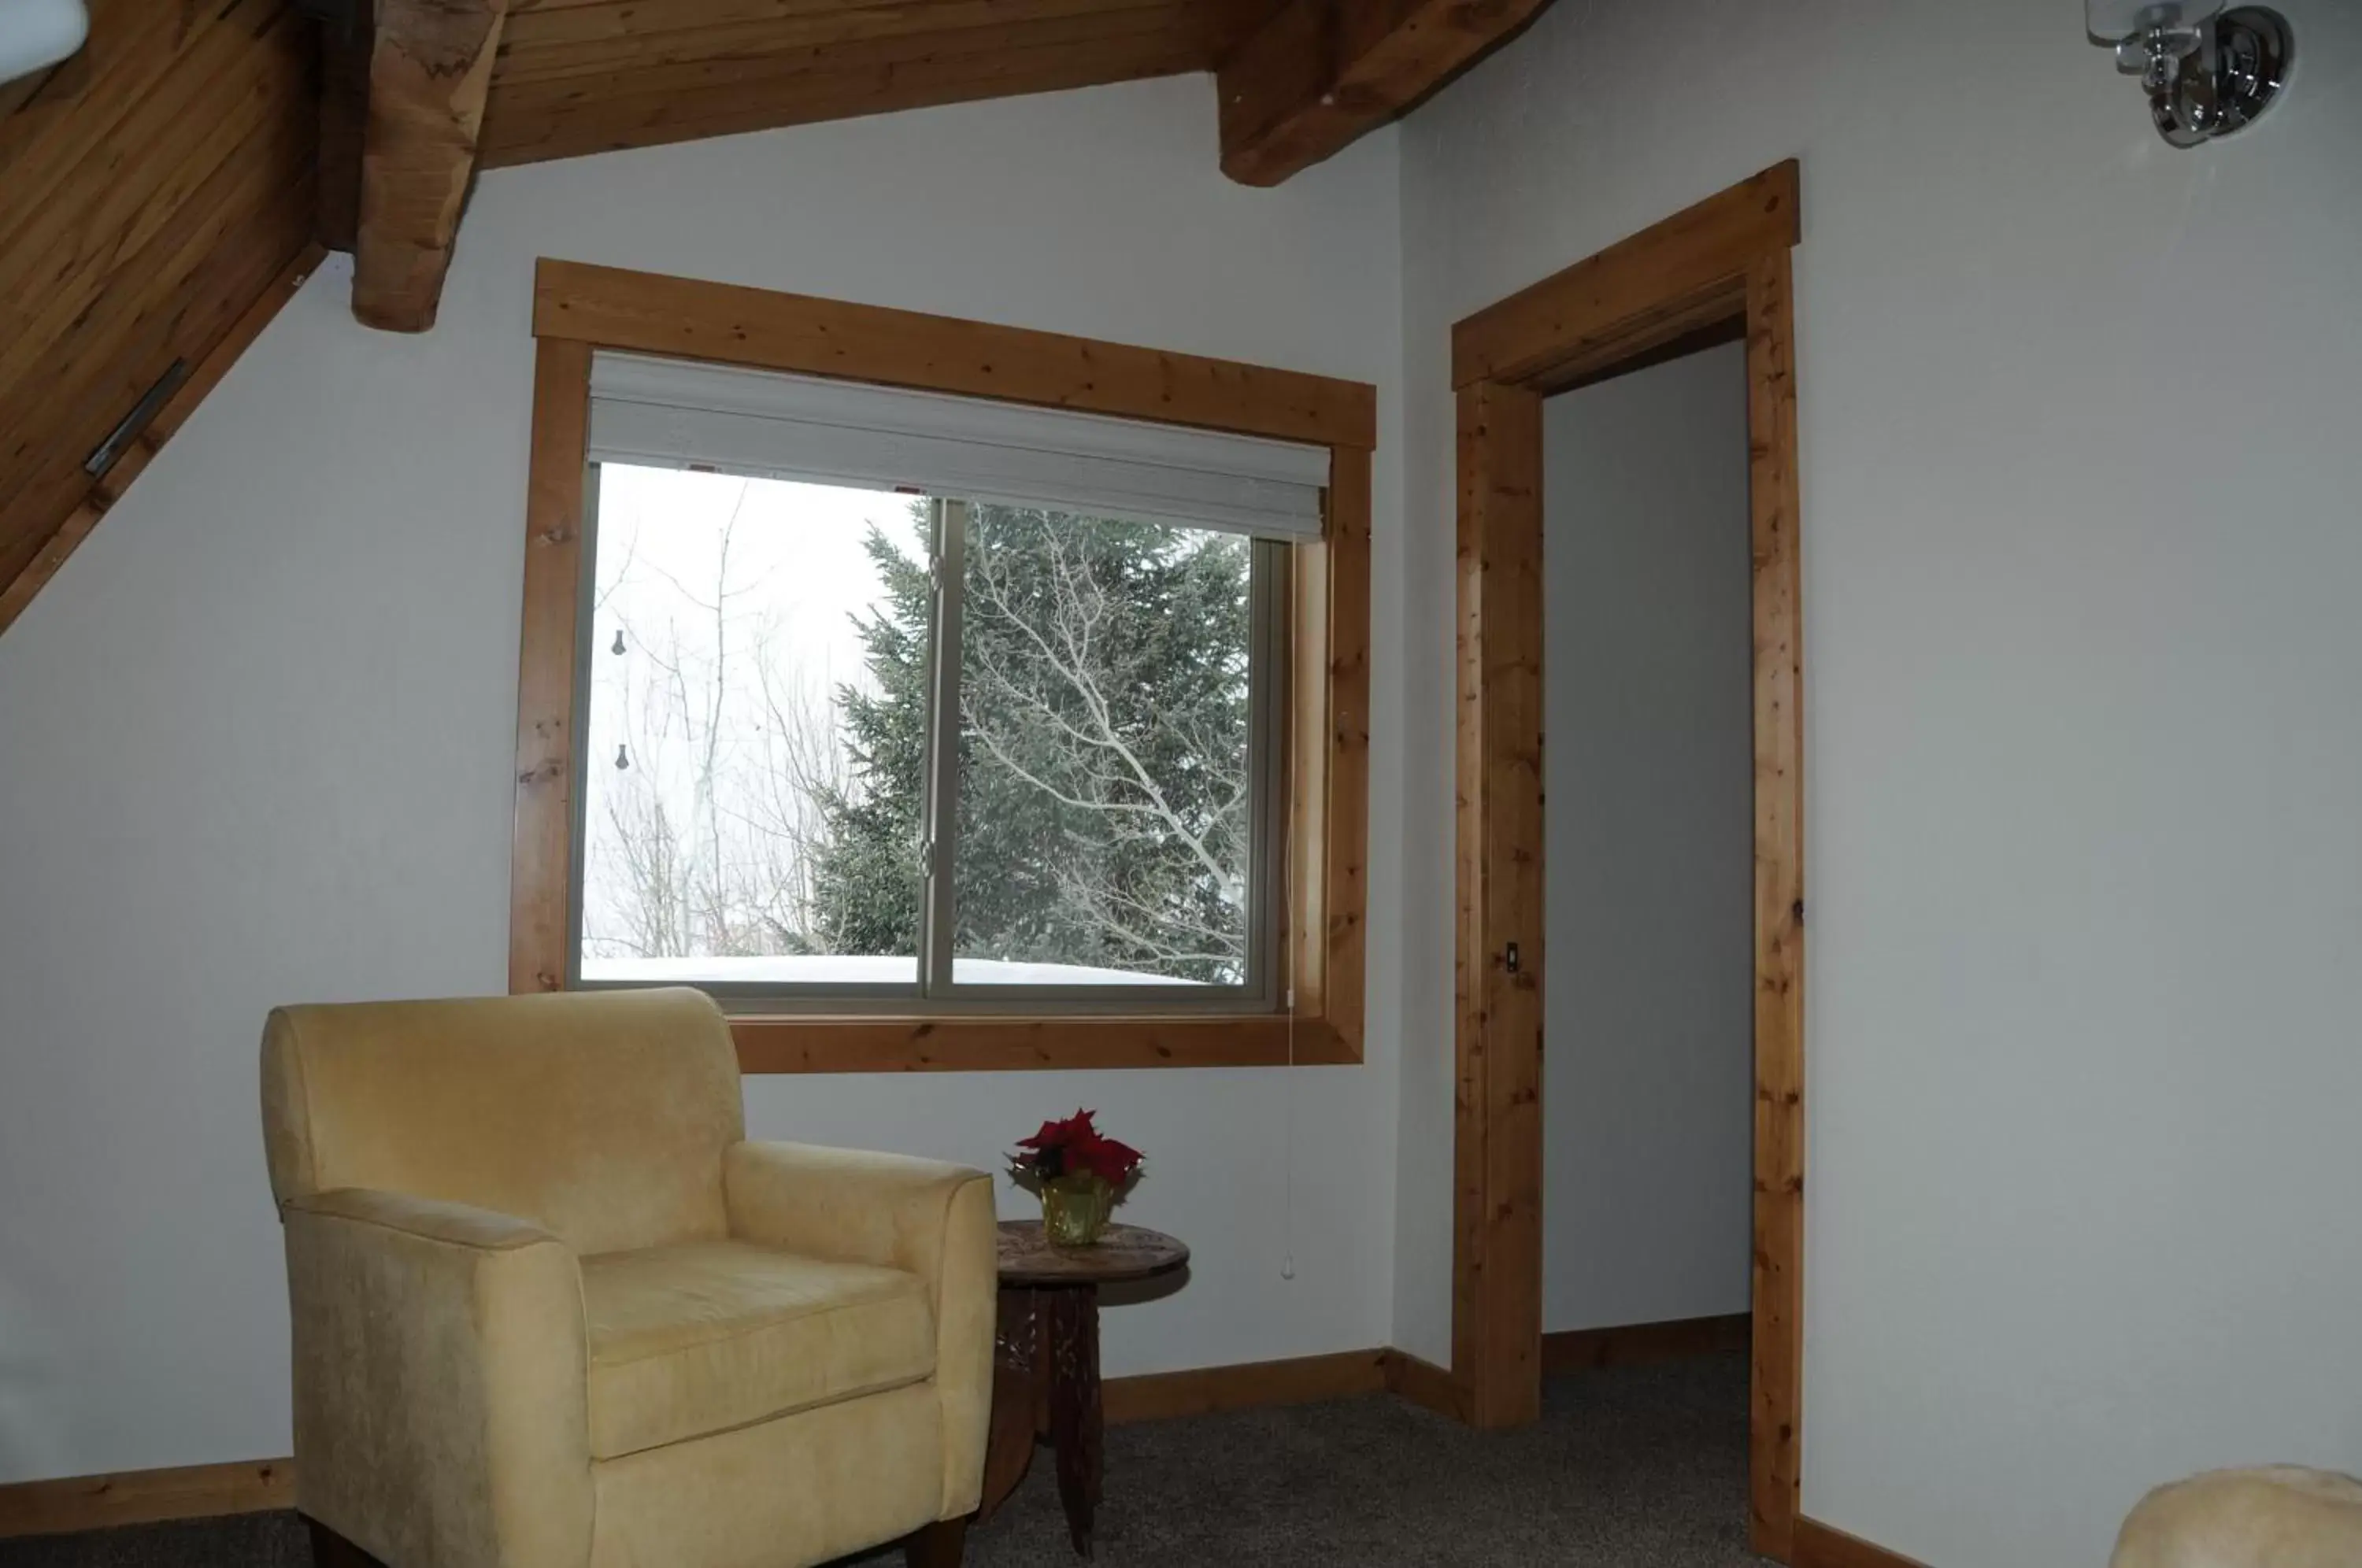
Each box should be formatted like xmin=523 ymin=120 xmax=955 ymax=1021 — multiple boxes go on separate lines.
xmin=1446 ymin=161 xmax=1807 ymax=1562
xmin=511 ymin=259 xmax=1373 ymax=1072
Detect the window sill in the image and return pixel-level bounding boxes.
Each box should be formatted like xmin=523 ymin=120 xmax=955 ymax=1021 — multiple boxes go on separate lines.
xmin=730 ymin=1013 xmax=1355 ymax=1073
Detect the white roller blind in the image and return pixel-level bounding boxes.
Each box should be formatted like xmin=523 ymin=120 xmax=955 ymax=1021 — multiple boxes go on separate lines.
xmin=587 ymin=351 xmax=1331 ymax=539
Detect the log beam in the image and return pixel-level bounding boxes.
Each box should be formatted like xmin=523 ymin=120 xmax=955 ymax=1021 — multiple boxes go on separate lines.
xmin=1216 ymin=0 xmax=1553 ymax=187
xmin=315 ymin=0 xmax=374 ymax=253
xmin=352 ymin=0 xmax=509 ymax=331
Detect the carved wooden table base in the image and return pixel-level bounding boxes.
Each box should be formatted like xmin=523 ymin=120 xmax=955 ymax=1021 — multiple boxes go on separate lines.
xmin=978 ymin=1222 xmax=1188 ymax=1558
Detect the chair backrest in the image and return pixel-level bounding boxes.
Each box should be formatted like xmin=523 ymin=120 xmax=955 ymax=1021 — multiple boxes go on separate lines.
xmin=261 ymin=988 xmax=743 ymax=1256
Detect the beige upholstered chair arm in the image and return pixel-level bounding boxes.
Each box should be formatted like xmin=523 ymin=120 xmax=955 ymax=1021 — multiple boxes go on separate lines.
xmin=281 ymin=1189 xmax=594 ymax=1568
xmin=285 ymin=1187 xmax=567 ymax=1250
xmin=722 ymin=1142 xmax=997 ymax=1518
xmin=722 ymin=1142 xmax=988 ymax=1275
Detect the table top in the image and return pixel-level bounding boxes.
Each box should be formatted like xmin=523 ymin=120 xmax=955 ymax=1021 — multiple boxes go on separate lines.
xmin=996 ymin=1220 xmax=1190 ymax=1285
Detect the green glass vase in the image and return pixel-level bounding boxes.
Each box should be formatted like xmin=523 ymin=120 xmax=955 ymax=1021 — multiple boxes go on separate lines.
xmin=1040 ymin=1174 xmax=1113 ymax=1246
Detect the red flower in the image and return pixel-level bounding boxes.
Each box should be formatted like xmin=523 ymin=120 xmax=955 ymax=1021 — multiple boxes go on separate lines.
xmin=1016 ymin=1109 xmax=1095 ymax=1154
xmin=1011 ymin=1108 xmax=1143 ymax=1185
xmin=1071 ymin=1133 xmax=1143 ymax=1184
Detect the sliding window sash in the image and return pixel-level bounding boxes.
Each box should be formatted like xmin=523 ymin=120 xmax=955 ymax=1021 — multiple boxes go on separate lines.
xmin=911 ymin=524 xmax=1288 ymax=1011
xmin=565 ymin=460 xmax=920 ymax=1004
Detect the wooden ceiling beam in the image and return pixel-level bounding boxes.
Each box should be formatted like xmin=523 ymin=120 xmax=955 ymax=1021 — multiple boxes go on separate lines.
xmin=353 ymin=0 xmax=511 ymax=332
xmin=491 ymin=7 xmax=1192 ymax=113
xmin=492 ymin=0 xmax=1183 ymax=85
xmin=499 ymin=0 xmax=1117 ymax=50
xmin=479 ymin=19 xmax=1201 ymax=165
xmin=1216 ymin=0 xmax=1553 ymax=186
xmin=317 ymin=0 xmax=375 ymax=252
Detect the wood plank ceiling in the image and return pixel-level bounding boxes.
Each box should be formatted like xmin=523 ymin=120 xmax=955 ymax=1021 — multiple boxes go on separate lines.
xmin=479 ymin=0 xmax=1289 ymax=168
xmin=0 ymin=0 xmax=317 ymax=632
xmin=0 ymin=0 xmax=1549 ymax=635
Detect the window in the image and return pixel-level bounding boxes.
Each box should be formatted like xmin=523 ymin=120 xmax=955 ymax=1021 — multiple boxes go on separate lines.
xmin=570 ymin=353 xmax=1316 ymax=1010
xmin=513 ymin=262 xmax=1372 ymax=1068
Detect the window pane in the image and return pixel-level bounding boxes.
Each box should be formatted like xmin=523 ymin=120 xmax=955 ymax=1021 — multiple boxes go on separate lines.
xmin=579 ymin=465 xmax=930 ymax=988
xmin=951 ymin=507 xmax=1256 ymax=988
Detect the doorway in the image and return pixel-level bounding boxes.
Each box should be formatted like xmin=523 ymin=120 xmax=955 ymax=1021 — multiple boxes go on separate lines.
xmin=1447 ymin=161 xmax=1806 ymax=1562
xmin=1540 ymin=333 xmax=1753 ymax=1350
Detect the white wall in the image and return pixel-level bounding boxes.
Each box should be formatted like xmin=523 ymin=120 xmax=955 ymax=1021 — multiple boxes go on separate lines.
xmin=0 ymin=76 xmax=1408 ymax=1483
xmin=1540 ymin=342 xmax=1752 ymax=1334
xmin=1394 ymin=2 xmax=2362 ymax=1563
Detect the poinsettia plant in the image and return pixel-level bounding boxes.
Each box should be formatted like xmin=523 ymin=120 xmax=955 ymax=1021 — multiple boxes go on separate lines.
xmin=1009 ymin=1108 xmax=1144 ymax=1188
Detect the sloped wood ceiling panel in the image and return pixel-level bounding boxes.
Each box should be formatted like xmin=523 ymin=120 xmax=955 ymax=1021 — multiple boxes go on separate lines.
xmin=476 ymin=0 xmax=1280 ymax=166
xmin=0 ymin=0 xmax=318 ymax=628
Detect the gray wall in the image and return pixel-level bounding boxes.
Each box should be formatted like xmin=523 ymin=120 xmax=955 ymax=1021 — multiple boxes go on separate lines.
xmin=1541 ymin=342 xmax=1753 ymax=1333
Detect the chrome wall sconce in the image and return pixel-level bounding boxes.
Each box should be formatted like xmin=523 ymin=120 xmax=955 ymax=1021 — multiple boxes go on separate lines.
xmin=2088 ymin=2 xmax=2294 ymax=146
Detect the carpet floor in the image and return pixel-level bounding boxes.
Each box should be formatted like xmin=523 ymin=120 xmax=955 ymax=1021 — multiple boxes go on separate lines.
xmin=3 ymin=1354 xmax=1768 ymax=1567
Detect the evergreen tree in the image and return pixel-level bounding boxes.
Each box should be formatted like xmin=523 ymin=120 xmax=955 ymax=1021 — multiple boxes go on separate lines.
xmin=806 ymin=502 xmax=1254 ymax=982
xmin=799 ymin=516 xmax=932 ymax=957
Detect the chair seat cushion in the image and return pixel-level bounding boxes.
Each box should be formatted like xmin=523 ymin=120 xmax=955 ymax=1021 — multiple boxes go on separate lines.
xmin=580 ymin=1240 xmax=935 ymax=1460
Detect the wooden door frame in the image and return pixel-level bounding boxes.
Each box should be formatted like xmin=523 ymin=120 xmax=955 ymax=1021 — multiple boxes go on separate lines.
xmin=1448 ymin=160 xmax=1807 ymax=1561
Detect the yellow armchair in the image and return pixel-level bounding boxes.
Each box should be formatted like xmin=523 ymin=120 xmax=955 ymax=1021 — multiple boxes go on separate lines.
xmin=261 ymin=988 xmax=994 ymax=1568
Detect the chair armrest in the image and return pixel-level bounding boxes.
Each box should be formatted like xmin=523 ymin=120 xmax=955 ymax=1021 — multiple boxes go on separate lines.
xmin=287 ymin=1187 xmax=564 ymax=1249
xmin=281 ymin=1189 xmax=593 ymax=1567
xmin=723 ymin=1142 xmax=996 ymax=1517
xmin=722 ymin=1141 xmax=990 ymax=1280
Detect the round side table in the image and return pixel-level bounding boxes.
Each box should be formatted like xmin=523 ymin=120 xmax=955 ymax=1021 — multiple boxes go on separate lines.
xmin=978 ymin=1220 xmax=1188 ymax=1557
